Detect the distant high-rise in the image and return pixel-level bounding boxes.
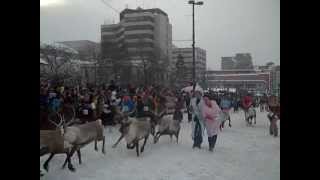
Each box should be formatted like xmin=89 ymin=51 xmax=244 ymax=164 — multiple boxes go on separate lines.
xmin=172 ymin=47 xmax=206 ymax=83
xmin=220 ymin=53 xmax=254 ymax=70
xmin=221 ymin=57 xmax=235 ymax=70
xmin=234 ymin=53 xmax=253 ymax=69
xmin=100 ymin=7 xmax=172 ymax=84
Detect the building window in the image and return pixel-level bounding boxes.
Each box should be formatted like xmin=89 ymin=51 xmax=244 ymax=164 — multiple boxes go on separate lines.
xmin=125 ymin=34 xmax=154 ymax=40
xmin=124 ymin=16 xmax=155 ymax=23
xmin=125 ymin=25 xmax=154 ymax=31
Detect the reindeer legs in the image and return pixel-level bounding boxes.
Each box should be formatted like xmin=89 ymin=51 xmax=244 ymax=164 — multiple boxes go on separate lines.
xmin=65 ymin=146 xmax=77 ymax=172
xmin=77 ymin=150 xmax=82 ymax=164
xmin=102 ymin=136 xmax=106 ymax=154
xmin=228 ymin=115 xmax=232 ymax=127
xmin=140 ymin=135 xmax=149 ymax=153
xmin=153 ymin=132 xmax=160 ymax=143
xmin=135 ymin=140 xmax=140 ymax=157
xmin=112 ymin=134 xmax=124 ymax=148
xmin=175 ymin=130 xmax=180 ymax=144
xmin=43 ymin=153 xmax=55 ymax=172
xmin=94 ymin=140 xmax=98 ymax=151
xmin=62 ymin=150 xmax=80 ymax=169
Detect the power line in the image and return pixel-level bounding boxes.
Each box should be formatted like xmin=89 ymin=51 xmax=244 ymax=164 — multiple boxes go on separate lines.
xmin=100 ymin=0 xmax=120 ymax=14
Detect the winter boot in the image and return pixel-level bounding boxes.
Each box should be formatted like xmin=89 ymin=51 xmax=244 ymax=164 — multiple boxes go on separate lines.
xmin=210 ymin=135 xmax=217 ymax=152
xmin=274 ymin=125 xmax=278 ymax=137
xmin=269 ymin=125 xmax=273 ymax=135
xmin=208 ymin=137 xmax=213 ymax=152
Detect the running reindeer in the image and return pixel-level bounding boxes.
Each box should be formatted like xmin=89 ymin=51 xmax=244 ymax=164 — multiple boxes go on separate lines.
xmin=40 ymin=111 xmax=105 ymax=173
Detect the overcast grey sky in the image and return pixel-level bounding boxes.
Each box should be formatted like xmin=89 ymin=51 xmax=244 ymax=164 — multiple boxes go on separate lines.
xmin=40 ymin=0 xmax=280 ymax=70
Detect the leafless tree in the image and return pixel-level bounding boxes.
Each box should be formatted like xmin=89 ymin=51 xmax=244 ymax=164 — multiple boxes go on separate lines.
xmin=135 ymin=40 xmax=170 ymax=86
xmin=40 ymin=43 xmax=80 ymax=86
xmin=100 ymin=40 xmax=129 ymax=85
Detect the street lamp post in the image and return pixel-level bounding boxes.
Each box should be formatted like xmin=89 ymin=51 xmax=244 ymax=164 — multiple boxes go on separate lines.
xmin=188 ymin=0 xmax=203 ymax=91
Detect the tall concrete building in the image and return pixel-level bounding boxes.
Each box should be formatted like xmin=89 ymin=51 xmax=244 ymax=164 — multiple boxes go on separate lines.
xmin=172 ymin=47 xmax=206 ymax=84
xmin=220 ymin=53 xmax=254 ymax=70
xmin=234 ymin=53 xmax=254 ymax=69
xmin=221 ymin=57 xmax=235 ymax=70
xmin=100 ymin=7 xmax=172 ymax=84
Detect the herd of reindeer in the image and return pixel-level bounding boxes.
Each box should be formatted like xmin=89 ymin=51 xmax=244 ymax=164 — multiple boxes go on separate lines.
xmin=40 ymin=93 xmax=280 ymax=176
xmin=40 ymin=93 xmax=181 ymax=175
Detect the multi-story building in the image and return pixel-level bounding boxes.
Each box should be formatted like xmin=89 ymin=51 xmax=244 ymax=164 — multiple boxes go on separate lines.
xmin=271 ymin=65 xmax=280 ymax=96
xmin=220 ymin=53 xmax=254 ymax=70
xmin=234 ymin=53 xmax=254 ymax=69
xmin=221 ymin=57 xmax=235 ymax=70
xmin=100 ymin=7 xmax=172 ymax=84
xmin=256 ymin=62 xmax=280 ymax=96
xmin=171 ymin=47 xmax=206 ymax=85
xmin=206 ymin=70 xmax=271 ymax=93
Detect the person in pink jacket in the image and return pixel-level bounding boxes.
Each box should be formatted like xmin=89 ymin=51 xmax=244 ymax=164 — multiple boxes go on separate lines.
xmin=202 ymin=95 xmax=222 ymax=152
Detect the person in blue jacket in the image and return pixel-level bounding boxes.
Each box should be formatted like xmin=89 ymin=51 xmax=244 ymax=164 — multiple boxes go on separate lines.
xmin=219 ymin=93 xmax=232 ymax=128
xmin=220 ymin=94 xmax=232 ymax=110
xmin=122 ymin=95 xmax=134 ymax=113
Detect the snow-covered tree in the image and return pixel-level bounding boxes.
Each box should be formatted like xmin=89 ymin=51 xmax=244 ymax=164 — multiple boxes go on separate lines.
xmin=40 ymin=42 xmax=80 ymax=86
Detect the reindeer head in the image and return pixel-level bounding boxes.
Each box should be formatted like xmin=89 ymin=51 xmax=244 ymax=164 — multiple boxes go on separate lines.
xmin=54 ymin=112 xmax=81 ymax=135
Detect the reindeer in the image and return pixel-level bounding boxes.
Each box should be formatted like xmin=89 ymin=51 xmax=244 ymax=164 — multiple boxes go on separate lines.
xmin=40 ymin=113 xmax=81 ymax=172
xmin=153 ymin=114 xmax=181 ymax=144
xmin=62 ymin=118 xmax=106 ymax=170
xmin=41 ymin=112 xmax=105 ymax=172
xmin=112 ymin=110 xmax=164 ymax=146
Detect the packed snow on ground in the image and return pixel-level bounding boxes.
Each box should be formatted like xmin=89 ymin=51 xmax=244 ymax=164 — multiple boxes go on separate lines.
xmin=40 ymin=109 xmax=280 ymax=180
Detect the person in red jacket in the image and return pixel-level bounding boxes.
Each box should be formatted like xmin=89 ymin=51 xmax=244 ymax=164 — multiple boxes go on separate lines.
xmin=242 ymin=93 xmax=253 ymax=120
xmin=242 ymin=94 xmax=253 ymax=110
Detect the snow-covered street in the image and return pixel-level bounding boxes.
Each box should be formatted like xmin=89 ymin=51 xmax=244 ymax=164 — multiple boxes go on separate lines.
xmin=40 ymin=110 xmax=280 ymax=180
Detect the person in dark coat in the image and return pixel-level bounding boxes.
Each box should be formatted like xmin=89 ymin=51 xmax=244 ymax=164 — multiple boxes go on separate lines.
xmin=108 ymin=80 xmax=117 ymax=92
xmin=135 ymin=96 xmax=145 ymax=118
xmin=185 ymin=93 xmax=192 ymax=122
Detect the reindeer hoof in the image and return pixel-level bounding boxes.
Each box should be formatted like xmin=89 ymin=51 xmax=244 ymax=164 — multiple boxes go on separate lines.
xmin=44 ymin=165 xmax=49 ymax=172
xmin=68 ymin=166 xmax=76 ymax=172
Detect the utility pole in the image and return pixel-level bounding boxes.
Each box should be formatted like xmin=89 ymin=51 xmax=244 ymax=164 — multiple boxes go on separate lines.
xmin=188 ymin=0 xmax=203 ymax=91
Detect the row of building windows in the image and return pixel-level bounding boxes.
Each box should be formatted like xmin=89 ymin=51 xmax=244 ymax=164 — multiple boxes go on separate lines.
xmin=101 ymin=26 xmax=123 ymax=33
xmin=126 ymin=42 xmax=154 ymax=48
xmin=124 ymin=16 xmax=155 ymax=23
xmin=125 ymin=25 xmax=154 ymax=31
xmin=124 ymin=33 xmax=154 ymax=40
xmin=102 ymin=33 xmax=123 ymax=40
xmin=102 ymin=33 xmax=155 ymax=42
